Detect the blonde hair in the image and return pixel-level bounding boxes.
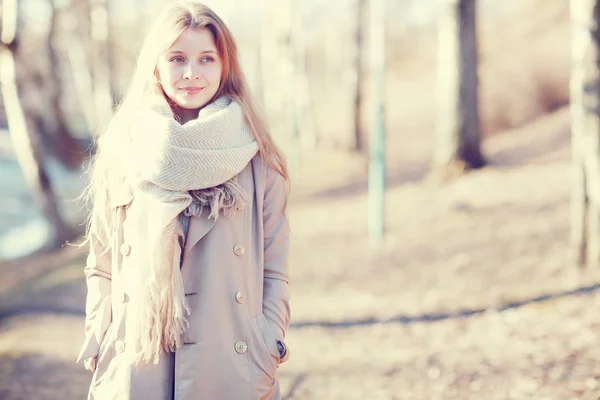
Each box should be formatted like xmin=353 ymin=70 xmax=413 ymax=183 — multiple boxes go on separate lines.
xmin=82 ymin=0 xmax=288 ymax=246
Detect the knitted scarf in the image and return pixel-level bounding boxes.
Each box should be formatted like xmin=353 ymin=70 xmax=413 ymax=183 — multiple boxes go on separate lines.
xmin=123 ymin=95 xmax=258 ymax=364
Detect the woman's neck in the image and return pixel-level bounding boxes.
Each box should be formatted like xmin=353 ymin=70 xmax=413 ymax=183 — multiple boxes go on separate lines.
xmin=162 ymin=93 xmax=201 ymax=124
xmin=175 ymin=106 xmax=200 ymax=124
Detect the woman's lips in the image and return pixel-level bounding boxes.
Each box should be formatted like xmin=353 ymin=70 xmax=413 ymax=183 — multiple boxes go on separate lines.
xmin=180 ymin=87 xmax=203 ymax=95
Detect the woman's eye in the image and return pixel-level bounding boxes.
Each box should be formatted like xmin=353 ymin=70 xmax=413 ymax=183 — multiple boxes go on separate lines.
xmin=170 ymin=56 xmax=185 ymax=63
xmin=200 ymin=56 xmax=214 ymax=63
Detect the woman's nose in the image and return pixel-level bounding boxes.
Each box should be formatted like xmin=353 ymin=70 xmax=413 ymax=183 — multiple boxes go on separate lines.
xmin=183 ymin=63 xmax=201 ymax=80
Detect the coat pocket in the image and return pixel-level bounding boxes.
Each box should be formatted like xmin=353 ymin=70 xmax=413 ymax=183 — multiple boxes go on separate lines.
xmin=248 ymin=314 xmax=279 ymax=399
xmin=250 ymin=313 xmax=280 ymax=372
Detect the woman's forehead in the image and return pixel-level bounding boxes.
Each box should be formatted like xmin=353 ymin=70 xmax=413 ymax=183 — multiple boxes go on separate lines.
xmin=168 ymin=27 xmax=217 ymax=53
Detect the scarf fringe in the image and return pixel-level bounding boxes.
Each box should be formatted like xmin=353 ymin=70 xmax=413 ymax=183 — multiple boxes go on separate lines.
xmin=188 ymin=179 xmax=247 ymax=220
xmin=132 ymin=220 xmax=190 ymax=365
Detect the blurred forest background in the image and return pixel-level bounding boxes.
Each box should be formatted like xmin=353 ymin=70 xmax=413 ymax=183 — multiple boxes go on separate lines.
xmin=0 ymin=0 xmax=570 ymax=257
xmin=3 ymin=0 xmax=600 ymax=398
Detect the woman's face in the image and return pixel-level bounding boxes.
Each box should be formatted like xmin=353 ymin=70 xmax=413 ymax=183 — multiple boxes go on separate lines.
xmin=156 ymin=27 xmax=223 ymax=118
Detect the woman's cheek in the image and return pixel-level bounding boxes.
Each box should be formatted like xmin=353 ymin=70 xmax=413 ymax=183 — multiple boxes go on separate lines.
xmin=171 ymin=65 xmax=184 ymax=80
xmin=207 ymin=64 xmax=222 ymax=82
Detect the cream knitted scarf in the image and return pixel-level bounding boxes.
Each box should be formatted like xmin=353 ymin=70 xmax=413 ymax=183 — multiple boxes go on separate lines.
xmin=123 ymin=95 xmax=258 ymax=364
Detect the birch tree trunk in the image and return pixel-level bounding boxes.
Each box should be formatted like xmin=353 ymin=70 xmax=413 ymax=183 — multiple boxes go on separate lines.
xmin=569 ymin=0 xmax=600 ymax=268
xmin=0 ymin=0 xmax=75 ymax=248
xmin=368 ymin=0 xmax=386 ymax=244
xmin=434 ymin=0 xmax=485 ymax=179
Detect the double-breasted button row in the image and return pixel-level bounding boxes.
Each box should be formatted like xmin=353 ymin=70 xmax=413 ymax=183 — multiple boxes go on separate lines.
xmin=233 ymin=244 xmax=245 ymax=256
xmin=233 ymin=244 xmax=245 ymax=304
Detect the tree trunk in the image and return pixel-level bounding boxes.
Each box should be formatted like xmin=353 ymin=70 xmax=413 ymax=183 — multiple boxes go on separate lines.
xmin=0 ymin=0 xmax=75 ymax=249
xmin=353 ymin=0 xmax=367 ymax=153
xmin=63 ymin=0 xmax=98 ymax=134
xmin=569 ymin=0 xmax=600 ymax=268
xmin=45 ymin=0 xmax=85 ymax=169
xmin=434 ymin=0 xmax=485 ymax=180
xmin=368 ymin=0 xmax=386 ymax=244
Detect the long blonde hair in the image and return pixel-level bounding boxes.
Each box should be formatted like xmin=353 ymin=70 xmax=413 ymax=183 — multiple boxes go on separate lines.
xmin=82 ymin=0 xmax=288 ymax=247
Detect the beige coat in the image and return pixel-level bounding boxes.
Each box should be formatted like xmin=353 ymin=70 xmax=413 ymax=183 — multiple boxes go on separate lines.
xmin=77 ymin=155 xmax=290 ymax=400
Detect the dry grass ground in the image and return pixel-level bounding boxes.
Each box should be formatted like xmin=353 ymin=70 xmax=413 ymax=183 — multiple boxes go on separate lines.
xmin=277 ymin=106 xmax=600 ymax=399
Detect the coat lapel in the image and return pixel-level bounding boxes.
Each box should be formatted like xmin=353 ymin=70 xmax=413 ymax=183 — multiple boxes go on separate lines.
xmin=184 ymin=214 xmax=216 ymax=256
xmin=183 ymin=155 xmax=260 ymax=255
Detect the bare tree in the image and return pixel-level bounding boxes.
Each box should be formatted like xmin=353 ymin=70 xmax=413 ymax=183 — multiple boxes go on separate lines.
xmin=61 ymin=0 xmax=98 ymax=134
xmin=0 ymin=0 xmax=75 ymax=248
xmin=8 ymin=0 xmax=86 ymax=170
xmin=433 ymin=0 xmax=485 ymax=179
xmin=570 ymin=0 xmax=600 ymax=267
xmin=44 ymin=0 xmax=85 ymax=169
xmin=367 ymin=0 xmax=386 ymax=244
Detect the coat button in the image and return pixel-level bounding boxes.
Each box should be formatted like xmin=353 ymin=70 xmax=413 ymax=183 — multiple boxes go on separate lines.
xmin=235 ymin=341 xmax=248 ymax=354
xmin=233 ymin=244 xmax=245 ymax=256
xmin=235 ymin=291 xmax=245 ymax=304
xmin=120 ymin=243 xmax=131 ymax=256
xmin=115 ymin=340 xmax=126 ymax=353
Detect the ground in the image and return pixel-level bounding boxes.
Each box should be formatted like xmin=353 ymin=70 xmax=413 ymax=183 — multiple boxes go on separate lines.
xmin=2 ymin=106 xmax=600 ymax=399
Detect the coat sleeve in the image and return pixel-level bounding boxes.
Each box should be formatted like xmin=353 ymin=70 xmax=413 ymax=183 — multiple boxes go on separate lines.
xmin=76 ymin=222 xmax=114 ymax=368
xmin=77 ymin=195 xmax=129 ymax=369
xmin=262 ymin=164 xmax=291 ymax=363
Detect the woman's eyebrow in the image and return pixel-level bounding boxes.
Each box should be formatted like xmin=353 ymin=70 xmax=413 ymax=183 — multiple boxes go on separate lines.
xmin=167 ymin=50 xmax=218 ymax=55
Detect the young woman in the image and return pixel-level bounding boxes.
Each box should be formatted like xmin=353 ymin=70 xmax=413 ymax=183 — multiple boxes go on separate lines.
xmin=77 ymin=2 xmax=290 ymax=399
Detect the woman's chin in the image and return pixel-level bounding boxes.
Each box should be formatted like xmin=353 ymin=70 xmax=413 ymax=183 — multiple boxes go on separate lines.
xmin=175 ymin=99 xmax=209 ymax=111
